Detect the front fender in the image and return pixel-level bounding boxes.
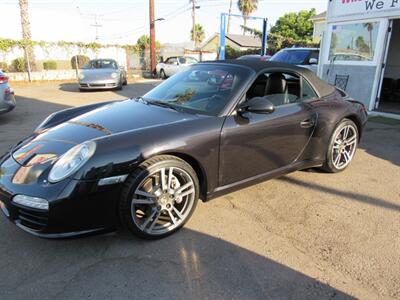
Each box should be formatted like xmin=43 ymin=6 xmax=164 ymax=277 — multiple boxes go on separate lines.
xmin=73 ymin=116 xmax=224 ymax=193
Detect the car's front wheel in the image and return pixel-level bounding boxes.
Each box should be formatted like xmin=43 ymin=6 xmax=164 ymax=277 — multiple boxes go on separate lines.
xmin=119 ymin=155 xmax=199 ymax=239
xmin=323 ymin=118 xmax=358 ymax=173
xmin=160 ymin=69 xmax=167 ymax=79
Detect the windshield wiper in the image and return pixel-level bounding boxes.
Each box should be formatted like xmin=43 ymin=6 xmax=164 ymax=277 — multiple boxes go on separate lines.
xmin=147 ymin=100 xmax=181 ymax=112
xmin=134 ymin=96 xmax=148 ymax=104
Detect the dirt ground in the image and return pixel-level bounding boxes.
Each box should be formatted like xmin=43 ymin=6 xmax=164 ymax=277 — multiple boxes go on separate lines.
xmin=0 ymin=81 xmax=399 ymax=300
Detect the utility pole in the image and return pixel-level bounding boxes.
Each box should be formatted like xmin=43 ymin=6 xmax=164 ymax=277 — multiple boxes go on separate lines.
xmin=149 ymin=0 xmax=156 ymax=76
xmin=90 ymin=14 xmax=103 ymax=41
xmin=192 ymin=0 xmax=196 ymax=47
xmin=227 ymin=0 xmax=233 ymax=34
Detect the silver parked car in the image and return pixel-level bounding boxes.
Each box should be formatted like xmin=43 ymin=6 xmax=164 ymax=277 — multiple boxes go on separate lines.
xmin=0 ymin=71 xmax=16 ymax=115
xmin=78 ymin=59 xmax=127 ymax=91
xmin=156 ymin=56 xmax=198 ymax=79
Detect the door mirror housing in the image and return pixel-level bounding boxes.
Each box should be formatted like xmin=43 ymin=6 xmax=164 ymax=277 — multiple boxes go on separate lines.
xmin=238 ymin=97 xmax=275 ymax=114
xmin=309 ymin=58 xmax=318 ymax=65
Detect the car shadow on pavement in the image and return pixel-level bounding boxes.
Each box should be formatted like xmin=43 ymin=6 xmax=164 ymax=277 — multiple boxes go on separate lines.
xmin=278 ymin=176 xmax=400 ymax=212
xmin=0 ymin=222 xmax=354 ymax=299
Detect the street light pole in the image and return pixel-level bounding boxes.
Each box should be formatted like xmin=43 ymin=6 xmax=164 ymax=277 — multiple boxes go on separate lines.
xmin=149 ymin=0 xmax=156 ymax=76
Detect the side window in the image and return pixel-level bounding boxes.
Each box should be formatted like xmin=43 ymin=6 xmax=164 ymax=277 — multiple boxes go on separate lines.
xmin=165 ymin=58 xmax=172 ymax=64
xmin=170 ymin=57 xmax=177 ymax=65
xmin=301 ymin=78 xmax=318 ymax=100
xmin=246 ymin=72 xmax=301 ymax=107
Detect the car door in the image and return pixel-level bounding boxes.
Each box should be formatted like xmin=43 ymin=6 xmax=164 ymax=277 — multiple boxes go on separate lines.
xmin=163 ymin=57 xmax=174 ymax=77
xmin=168 ymin=57 xmax=180 ymax=76
xmin=219 ymin=71 xmax=318 ymax=186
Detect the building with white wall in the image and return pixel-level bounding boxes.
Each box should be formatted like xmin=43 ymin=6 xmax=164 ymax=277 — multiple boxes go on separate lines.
xmin=318 ymin=0 xmax=400 ymax=115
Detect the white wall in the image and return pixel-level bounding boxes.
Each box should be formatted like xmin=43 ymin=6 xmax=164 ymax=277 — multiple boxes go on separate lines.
xmin=2 ymin=45 xmax=128 ymax=68
xmin=385 ymin=19 xmax=400 ymax=79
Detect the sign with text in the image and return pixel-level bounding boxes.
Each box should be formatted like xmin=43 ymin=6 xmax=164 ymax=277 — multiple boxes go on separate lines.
xmin=329 ymin=0 xmax=400 ymax=20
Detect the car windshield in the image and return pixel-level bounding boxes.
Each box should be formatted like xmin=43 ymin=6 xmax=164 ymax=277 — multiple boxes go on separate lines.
xmin=178 ymin=57 xmax=198 ymax=64
xmin=84 ymin=60 xmax=118 ymax=69
xmin=142 ymin=64 xmax=252 ymax=116
xmin=270 ymin=50 xmax=310 ymax=64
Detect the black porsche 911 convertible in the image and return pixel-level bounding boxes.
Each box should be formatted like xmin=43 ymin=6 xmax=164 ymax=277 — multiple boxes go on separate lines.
xmin=0 ymin=60 xmax=367 ymax=239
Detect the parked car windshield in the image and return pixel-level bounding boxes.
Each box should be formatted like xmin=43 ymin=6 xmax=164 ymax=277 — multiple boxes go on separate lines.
xmin=270 ymin=50 xmax=310 ymax=64
xmin=84 ymin=59 xmax=118 ymax=69
xmin=178 ymin=57 xmax=198 ymax=64
xmin=143 ymin=64 xmax=252 ymax=116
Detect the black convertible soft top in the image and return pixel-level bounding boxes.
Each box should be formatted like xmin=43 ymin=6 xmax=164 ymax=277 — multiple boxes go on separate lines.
xmin=201 ymin=59 xmax=336 ymax=98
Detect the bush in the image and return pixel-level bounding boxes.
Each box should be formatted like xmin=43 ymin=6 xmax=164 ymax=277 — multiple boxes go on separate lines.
xmin=0 ymin=62 xmax=8 ymax=72
xmin=43 ymin=60 xmax=57 ymax=70
xmin=71 ymin=55 xmax=90 ymax=69
xmin=11 ymin=57 xmax=25 ymax=72
xmin=224 ymin=45 xmax=260 ymax=59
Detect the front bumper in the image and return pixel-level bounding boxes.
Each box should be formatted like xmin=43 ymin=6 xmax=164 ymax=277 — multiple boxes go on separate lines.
xmin=0 ymin=153 xmax=122 ymax=238
xmin=78 ymin=79 xmax=119 ymax=90
xmin=0 ymin=92 xmax=16 ymax=114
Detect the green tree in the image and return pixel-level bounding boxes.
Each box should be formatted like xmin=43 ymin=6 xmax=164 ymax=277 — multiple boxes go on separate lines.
xmin=135 ymin=35 xmax=160 ymax=53
xmin=270 ymin=9 xmax=316 ymax=41
xmin=190 ymin=24 xmax=205 ymax=46
xmin=237 ymin=0 xmax=258 ymax=34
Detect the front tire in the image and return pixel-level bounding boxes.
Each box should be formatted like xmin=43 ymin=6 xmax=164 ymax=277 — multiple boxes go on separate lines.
xmin=322 ymin=119 xmax=358 ymax=173
xmin=160 ymin=69 xmax=167 ymax=79
xmin=119 ymin=155 xmax=199 ymax=239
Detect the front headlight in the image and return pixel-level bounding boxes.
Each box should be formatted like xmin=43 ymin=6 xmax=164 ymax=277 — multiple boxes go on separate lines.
xmin=78 ymin=73 xmax=85 ymax=80
xmin=111 ymin=72 xmax=118 ymax=79
xmin=48 ymin=141 xmax=96 ymax=183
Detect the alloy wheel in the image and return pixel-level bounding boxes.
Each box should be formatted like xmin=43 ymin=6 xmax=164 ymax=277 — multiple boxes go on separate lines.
xmin=130 ymin=166 xmax=195 ymax=236
xmin=331 ymin=124 xmax=357 ymax=170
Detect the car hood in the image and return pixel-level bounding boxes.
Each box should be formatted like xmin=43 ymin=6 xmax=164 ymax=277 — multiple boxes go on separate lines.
xmin=81 ymin=68 xmax=118 ymax=78
xmin=12 ymin=100 xmax=198 ymax=166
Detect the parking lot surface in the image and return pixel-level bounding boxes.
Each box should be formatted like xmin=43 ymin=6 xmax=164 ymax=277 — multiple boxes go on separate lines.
xmin=0 ymin=81 xmax=399 ymax=299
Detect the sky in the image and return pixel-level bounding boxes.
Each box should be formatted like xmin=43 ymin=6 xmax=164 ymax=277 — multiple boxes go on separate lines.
xmin=0 ymin=0 xmax=327 ymax=45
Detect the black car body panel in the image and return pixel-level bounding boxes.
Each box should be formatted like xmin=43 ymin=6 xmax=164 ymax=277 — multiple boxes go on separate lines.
xmin=0 ymin=61 xmax=368 ymax=238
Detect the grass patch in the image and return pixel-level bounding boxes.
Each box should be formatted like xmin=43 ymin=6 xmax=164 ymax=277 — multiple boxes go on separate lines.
xmin=368 ymin=116 xmax=400 ymax=126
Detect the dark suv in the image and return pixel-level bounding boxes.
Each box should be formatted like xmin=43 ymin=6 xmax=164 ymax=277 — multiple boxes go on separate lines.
xmin=270 ymin=48 xmax=319 ymax=73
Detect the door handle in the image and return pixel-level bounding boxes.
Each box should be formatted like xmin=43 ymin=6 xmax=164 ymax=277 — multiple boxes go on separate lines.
xmin=300 ymin=119 xmax=315 ymax=128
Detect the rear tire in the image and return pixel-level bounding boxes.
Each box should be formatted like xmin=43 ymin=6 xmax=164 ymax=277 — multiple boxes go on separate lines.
xmin=119 ymin=155 xmax=199 ymax=239
xmin=322 ymin=119 xmax=358 ymax=173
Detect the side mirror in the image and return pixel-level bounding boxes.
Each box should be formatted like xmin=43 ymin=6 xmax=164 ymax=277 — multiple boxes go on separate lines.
xmin=238 ymin=97 xmax=275 ymax=114
xmin=174 ymin=61 xmax=179 ymax=66
xmin=309 ymin=58 xmax=318 ymax=65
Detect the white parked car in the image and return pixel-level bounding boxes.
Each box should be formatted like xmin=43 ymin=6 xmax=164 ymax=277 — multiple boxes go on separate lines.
xmin=156 ymin=56 xmax=198 ymax=79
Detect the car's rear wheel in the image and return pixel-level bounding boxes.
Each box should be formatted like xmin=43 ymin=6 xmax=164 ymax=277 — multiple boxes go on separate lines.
xmin=160 ymin=69 xmax=167 ymax=79
xmin=322 ymin=119 xmax=358 ymax=173
xmin=119 ymin=155 xmax=199 ymax=239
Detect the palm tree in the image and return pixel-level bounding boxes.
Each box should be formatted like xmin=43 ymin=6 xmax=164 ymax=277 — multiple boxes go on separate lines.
xmin=237 ymin=0 xmax=258 ymax=34
xmin=363 ymin=22 xmax=374 ymax=57
xmin=19 ymin=0 xmax=37 ymax=71
xmin=190 ymin=23 xmax=205 ymax=46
